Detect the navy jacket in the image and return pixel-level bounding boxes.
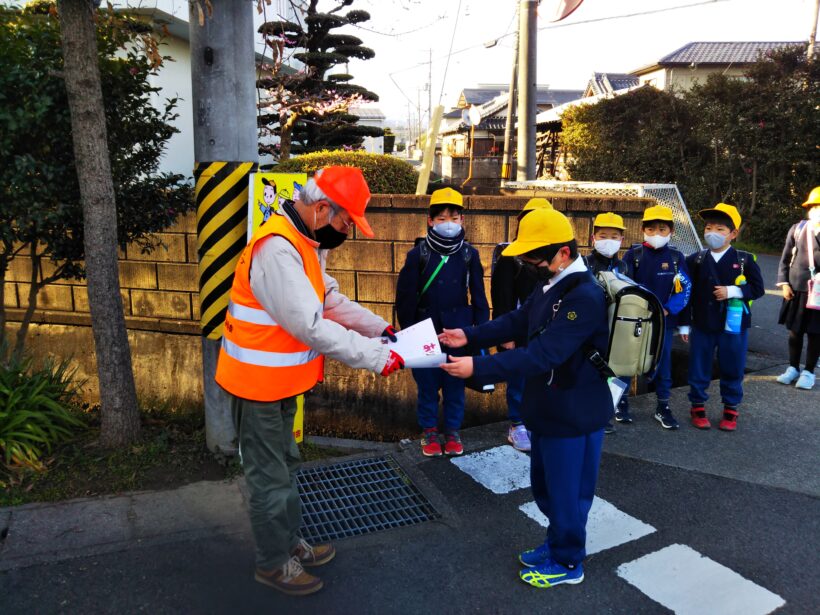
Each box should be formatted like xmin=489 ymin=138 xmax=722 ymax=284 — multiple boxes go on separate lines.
xmin=623 ymin=243 xmax=692 ymax=329
xmin=777 ymin=221 xmax=820 ymax=291
xmin=466 ymin=269 xmax=612 ymax=437
xmin=490 ymin=254 xmax=539 ymax=347
xmin=684 ymin=247 xmax=765 ymax=333
xmin=395 ymin=242 xmax=490 ymax=340
xmin=583 ymin=251 xmax=627 ymax=276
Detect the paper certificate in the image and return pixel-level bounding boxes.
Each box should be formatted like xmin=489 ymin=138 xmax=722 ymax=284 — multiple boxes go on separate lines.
xmin=384 ymin=318 xmax=445 ymax=369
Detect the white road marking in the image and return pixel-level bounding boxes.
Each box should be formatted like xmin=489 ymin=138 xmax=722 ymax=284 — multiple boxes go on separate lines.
xmin=519 ymin=498 xmax=656 ymax=555
xmin=616 ymin=544 xmax=786 ymax=615
xmin=450 ymin=445 xmax=531 ymax=494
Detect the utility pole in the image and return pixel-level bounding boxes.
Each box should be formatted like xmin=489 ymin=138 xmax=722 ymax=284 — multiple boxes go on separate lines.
xmin=501 ymin=2 xmax=520 ymax=181
xmin=189 ymin=1 xmax=257 ymax=453
xmin=417 ymin=88 xmax=422 ymax=146
xmin=516 ymin=0 xmax=537 ymax=181
xmin=809 ymin=0 xmax=819 ymax=62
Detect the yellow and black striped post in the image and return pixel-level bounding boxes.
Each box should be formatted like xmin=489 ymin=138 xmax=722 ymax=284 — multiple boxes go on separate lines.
xmin=194 ymin=161 xmax=256 ymax=339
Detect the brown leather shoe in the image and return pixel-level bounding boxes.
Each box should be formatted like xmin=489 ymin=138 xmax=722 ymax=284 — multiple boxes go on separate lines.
xmin=255 ymin=556 xmax=323 ymax=596
xmin=292 ymin=538 xmax=336 ymax=567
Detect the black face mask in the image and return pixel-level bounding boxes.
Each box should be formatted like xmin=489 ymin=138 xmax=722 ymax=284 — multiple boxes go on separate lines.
xmin=315 ymin=224 xmax=348 ymax=249
xmin=523 ymin=260 xmax=556 ymax=283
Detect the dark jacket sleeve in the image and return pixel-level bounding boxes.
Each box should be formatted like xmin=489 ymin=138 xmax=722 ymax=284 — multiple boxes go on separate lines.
xmin=741 ymin=254 xmax=765 ymax=302
xmin=491 ymin=256 xmax=518 ymax=318
xmin=469 ymin=247 xmax=490 ymax=326
xmin=395 ymin=248 xmax=420 ymax=330
xmin=465 ymin=299 xmax=531 ymax=350
xmin=622 ymin=247 xmax=636 ymax=279
xmin=777 ymin=224 xmax=797 ymax=286
xmin=472 ymin=287 xmax=603 ymax=384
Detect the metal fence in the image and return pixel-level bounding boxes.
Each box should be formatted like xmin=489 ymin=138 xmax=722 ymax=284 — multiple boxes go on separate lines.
xmin=504 ymin=180 xmax=703 ymax=255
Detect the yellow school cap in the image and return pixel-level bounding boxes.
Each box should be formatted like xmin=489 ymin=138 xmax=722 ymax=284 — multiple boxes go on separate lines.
xmin=429 ymin=187 xmax=464 ymax=208
xmin=802 ymin=186 xmax=820 ymax=208
xmin=593 ymin=212 xmax=626 ymax=230
xmin=522 ymin=197 xmax=553 ymax=213
xmin=699 ymin=202 xmax=741 ymax=229
xmin=642 ymin=205 xmax=674 ymax=223
xmin=502 ymin=208 xmax=574 ymax=256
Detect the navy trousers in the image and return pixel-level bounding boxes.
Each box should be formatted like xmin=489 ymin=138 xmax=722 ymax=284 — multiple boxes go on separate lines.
xmin=530 ymin=429 xmax=604 ymax=566
xmin=506 ymin=375 xmax=525 ymax=424
xmin=649 ymin=328 xmax=675 ymax=402
xmin=687 ymin=326 xmax=748 ymax=408
xmin=412 ymin=367 xmax=466 ymax=432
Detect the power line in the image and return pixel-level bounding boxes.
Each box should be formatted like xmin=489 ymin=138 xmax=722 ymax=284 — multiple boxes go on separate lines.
xmin=438 ymin=0 xmax=464 ymax=107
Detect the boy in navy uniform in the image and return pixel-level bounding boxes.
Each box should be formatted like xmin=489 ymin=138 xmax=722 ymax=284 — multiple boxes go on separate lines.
xmin=490 ymin=197 xmax=553 ymax=452
xmin=395 ymin=188 xmax=489 ymax=457
xmin=681 ymin=203 xmax=764 ymax=431
xmin=583 ymin=212 xmax=628 ymax=434
xmin=440 ymin=208 xmax=611 ymax=589
xmin=622 ymin=205 xmax=692 ymax=429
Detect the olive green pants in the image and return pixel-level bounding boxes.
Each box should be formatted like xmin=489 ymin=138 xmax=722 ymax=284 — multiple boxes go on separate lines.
xmin=232 ymin=395 xmax=302 ymax=571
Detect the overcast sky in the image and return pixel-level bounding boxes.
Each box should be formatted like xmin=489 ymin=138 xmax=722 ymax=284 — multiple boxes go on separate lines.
xmin=324 ymin=0 xmax=817 ymax=123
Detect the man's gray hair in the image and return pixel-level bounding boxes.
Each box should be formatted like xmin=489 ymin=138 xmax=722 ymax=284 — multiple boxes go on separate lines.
xmin=301 ymin=169 xmax=339 ymax=210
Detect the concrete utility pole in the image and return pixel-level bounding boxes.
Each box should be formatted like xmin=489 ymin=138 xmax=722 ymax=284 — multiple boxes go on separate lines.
xmin=516 ymin=0 xmax=537 ymax=181
xmin=189 ymin=0 xmax=257 ymax=453
xmin=501 ymin=2 xmax=520 ymax=181
xmin=809 ymin=0 xmax=819 ymax=62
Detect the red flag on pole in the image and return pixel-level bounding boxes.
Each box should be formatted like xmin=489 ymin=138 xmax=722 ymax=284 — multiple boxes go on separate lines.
xmin=546 ymin=0 xmax=584 ymax=22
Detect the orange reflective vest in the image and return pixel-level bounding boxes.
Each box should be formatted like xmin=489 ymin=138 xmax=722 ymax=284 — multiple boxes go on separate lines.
xmin=215 ymin=215 xmax=325 ymax=402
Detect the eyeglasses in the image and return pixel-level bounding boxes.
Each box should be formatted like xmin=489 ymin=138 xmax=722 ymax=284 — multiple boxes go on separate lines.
xmin=328 ymin=203 xmax=353 ymax=232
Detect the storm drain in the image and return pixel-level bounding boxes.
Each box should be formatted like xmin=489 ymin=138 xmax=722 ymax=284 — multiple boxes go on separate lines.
xmin=296 ymin=455 xmax=439 ymax=543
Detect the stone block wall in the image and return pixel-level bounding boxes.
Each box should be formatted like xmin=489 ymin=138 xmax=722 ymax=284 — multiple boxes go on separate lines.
xmin=6 ymin=192 xmax=653 ymax=438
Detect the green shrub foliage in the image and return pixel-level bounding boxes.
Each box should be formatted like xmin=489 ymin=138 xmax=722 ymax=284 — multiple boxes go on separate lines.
xmin=275 ymin=151 xmax=418 ymax=194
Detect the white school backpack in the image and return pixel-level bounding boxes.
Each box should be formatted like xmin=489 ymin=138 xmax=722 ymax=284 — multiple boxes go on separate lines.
xmin=594 ymin=271 xmax=666 ymax=377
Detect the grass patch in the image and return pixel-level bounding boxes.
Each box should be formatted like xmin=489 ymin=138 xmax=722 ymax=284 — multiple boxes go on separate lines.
xmin=0 ymin=406 xmax=355 ymax=508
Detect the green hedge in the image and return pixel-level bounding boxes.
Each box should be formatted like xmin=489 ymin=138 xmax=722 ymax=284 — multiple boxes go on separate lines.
xmin=275 ymin=150 xmax=418 ymax=194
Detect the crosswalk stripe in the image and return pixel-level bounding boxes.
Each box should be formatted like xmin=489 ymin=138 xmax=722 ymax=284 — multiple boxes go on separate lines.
xmin=616 ymin=544 xmax=786 ymax=615
xmin=450 ymin=445 xmax=531 ymax=494
xmin=519 ymin=498 xmax=656 ymax=555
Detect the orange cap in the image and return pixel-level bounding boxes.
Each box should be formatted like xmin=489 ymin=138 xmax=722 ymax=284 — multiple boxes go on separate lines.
xmin=314 ymin=166 xmax=374 ymax=237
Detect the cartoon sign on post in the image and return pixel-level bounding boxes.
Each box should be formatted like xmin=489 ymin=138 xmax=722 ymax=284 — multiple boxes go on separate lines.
xmin=247 ymin=171 xmax=309 ymax=442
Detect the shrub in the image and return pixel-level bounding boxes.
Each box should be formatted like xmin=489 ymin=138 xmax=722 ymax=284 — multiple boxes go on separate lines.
xmin=0 ymin=355 xmax=85 ymax=478
xmin=275 ymin=150 xmax=418 ymax=194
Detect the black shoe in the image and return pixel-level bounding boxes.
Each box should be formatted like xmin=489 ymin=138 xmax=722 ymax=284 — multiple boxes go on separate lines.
xmin=654 ymin=404 xmax=679 ymax=430
xmin=604 ymin=422 xmax=616 ymax=434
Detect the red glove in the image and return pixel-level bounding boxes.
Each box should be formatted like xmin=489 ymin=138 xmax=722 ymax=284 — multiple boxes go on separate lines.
xmin=380 ymin=350 xmax=404 ymax=376
xmin=382 ymin=325 xmax=398 ymax=342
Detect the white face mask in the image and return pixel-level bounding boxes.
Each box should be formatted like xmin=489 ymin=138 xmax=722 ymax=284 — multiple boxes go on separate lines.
xmin=644 ymin=233 xmax=670 ymax=249
xmin=704 ymin=232 xmax=728 ymax=251
xmin=809 ymin=206 xmax=820 ymax=223
xmin=432 ymin=221 xmax=462 ymax=238
xmin=594 ymin=239 xmax=621 ymax=258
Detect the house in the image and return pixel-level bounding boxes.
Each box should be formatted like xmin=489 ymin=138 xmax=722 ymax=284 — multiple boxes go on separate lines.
xmin=350 ymin=105 xmax=386 ymax=154
xmin=631 ymin=41 xmax=800 ymax=91
xmin=583 ymin=72 xmax=639 ymax=98
xmin=435 ymin=84 xmax=583 ymax=190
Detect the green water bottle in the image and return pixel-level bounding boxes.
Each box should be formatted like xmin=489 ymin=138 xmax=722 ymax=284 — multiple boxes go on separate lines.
xmin=724 ymin=298 xmax=743 ymax=335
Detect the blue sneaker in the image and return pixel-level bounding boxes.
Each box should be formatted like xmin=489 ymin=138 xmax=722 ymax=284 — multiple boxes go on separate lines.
xmin=518 ymin=543 xmax=551 ymax=567
xmin=520 ymin=560 xmax=584 ymax=588
xmin=654 ymin=403 xmax=679 ymax=430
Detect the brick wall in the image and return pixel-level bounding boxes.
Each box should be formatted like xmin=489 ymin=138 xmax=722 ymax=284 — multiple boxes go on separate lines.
xmin=6 ymin=192 xmax=653 ymax=437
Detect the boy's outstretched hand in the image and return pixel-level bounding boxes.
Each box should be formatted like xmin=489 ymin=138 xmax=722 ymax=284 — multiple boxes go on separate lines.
xmin=440 ymin=355 xmax=474 ymax=378
xmin=438 ymin=328 xmax=467 ymax=348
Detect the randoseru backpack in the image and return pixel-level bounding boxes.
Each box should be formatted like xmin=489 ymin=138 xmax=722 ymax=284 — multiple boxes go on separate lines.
xmin=594 ymin=270 xmax=666 ymax=377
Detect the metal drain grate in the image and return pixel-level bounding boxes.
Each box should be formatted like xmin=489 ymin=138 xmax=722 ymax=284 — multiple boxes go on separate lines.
xmin=297 ymin=455 xmax=439 ymax=543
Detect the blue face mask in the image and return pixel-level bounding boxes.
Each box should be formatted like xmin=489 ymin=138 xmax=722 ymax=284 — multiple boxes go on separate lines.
xmin=432 ymin=221 xmax=462 ymax=238
xmin=704 ymin=232 xmax=727 ymax=250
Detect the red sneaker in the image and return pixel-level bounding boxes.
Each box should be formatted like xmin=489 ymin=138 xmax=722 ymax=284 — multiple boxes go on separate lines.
xmin=421 ymin=429 xmax=442 ymax=457
xmin=443 ymin=432 xmax=464 ymax=456
xmin=690 ymin=406 xmax=711 ymax=430
xmin=719 ymin=408 xmax=738 ymax=431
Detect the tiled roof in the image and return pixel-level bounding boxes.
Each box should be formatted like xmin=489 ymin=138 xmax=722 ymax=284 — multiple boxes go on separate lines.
xmin=350 ymin=106 xmax=386 ymax=120
xmin=633 ymin=41 xmax=801 ymax=74
xmin=586 ymin=72 xmax=639 ymax=96
xmin=460 ymin=87 xmax=582 ymax=107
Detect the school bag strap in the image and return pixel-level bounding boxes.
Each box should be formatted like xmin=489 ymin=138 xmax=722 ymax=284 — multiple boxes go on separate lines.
xmin=415 ymin=238 xmax=473 ymax=303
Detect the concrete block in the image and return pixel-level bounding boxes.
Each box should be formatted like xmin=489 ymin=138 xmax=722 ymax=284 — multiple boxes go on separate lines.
xmin=326 ymin=270 xmax=356 ymax=296
xmin=474 ymin=245 xmax=496 ymax=272
xmin=191 ymin=296 xmax=200 ymax=321
xmin=326 ymin=240 xmax=393 ymax=273
xmin=360 ymin=301 xmax=395 ymax=324
xmin=125 ymin=233 xmax=186 ymax=262
xmin=186 ymin=234 xmax=199 ymax=264
xmin=119 ymin=262 xmax=158 ymax=289
xmin=132 ymin=290 xmax=192 ymax=320
xmin=3 ymin=283 xmax=17 ymax=308
xmin=0 ymin=497 xmax=132 ymax=569
xmin=357 ymin=272 xmax=398 ymax=303
xmin=466 ymin=195 xmax=532 ymax=212
xmin=175 ymin=211 xmax=198 ymax=234
xmin=131 ymin=481 xmax=247 ymax=538
xmin=364 ymin=212 xmax=427 ymax=242
xmin=16 ymin=283 xmax=73 ymax=311
xmin=465 ymin=214 xmax=506 ymax=245
xmin=369 ymin=194 xmax=393 ymax=209
xmin=157 ymin=263 xmax=199 ymax=292
xmin=6 ymin=257 xmax=33 ymax=283
xmin=391 ymin=194 xmax=428 ymax=210
xmin=73 ymin=286 xmax=131 ymax=315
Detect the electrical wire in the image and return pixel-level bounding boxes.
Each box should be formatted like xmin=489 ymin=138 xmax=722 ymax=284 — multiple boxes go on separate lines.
xmin=437 ymin=0 xmax=463 ymax=106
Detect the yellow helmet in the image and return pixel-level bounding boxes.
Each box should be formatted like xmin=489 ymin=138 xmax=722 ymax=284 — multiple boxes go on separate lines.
xmin=699 ymin=202 xmax=741 ymax=229
xmin=522 ymin=197 xmax=553 ymax=213
xmin=502 ymin=208 xmax=574 ymax=257
xmin=593 ymin=212 xmax=626 ymax=231
xmin=430 ymin=187 xmax=464 ymax=208
xmin=642 ymin=205 xmax=674 ymax=223
xmin=802 ymin=186 xmax=820 ymax=208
